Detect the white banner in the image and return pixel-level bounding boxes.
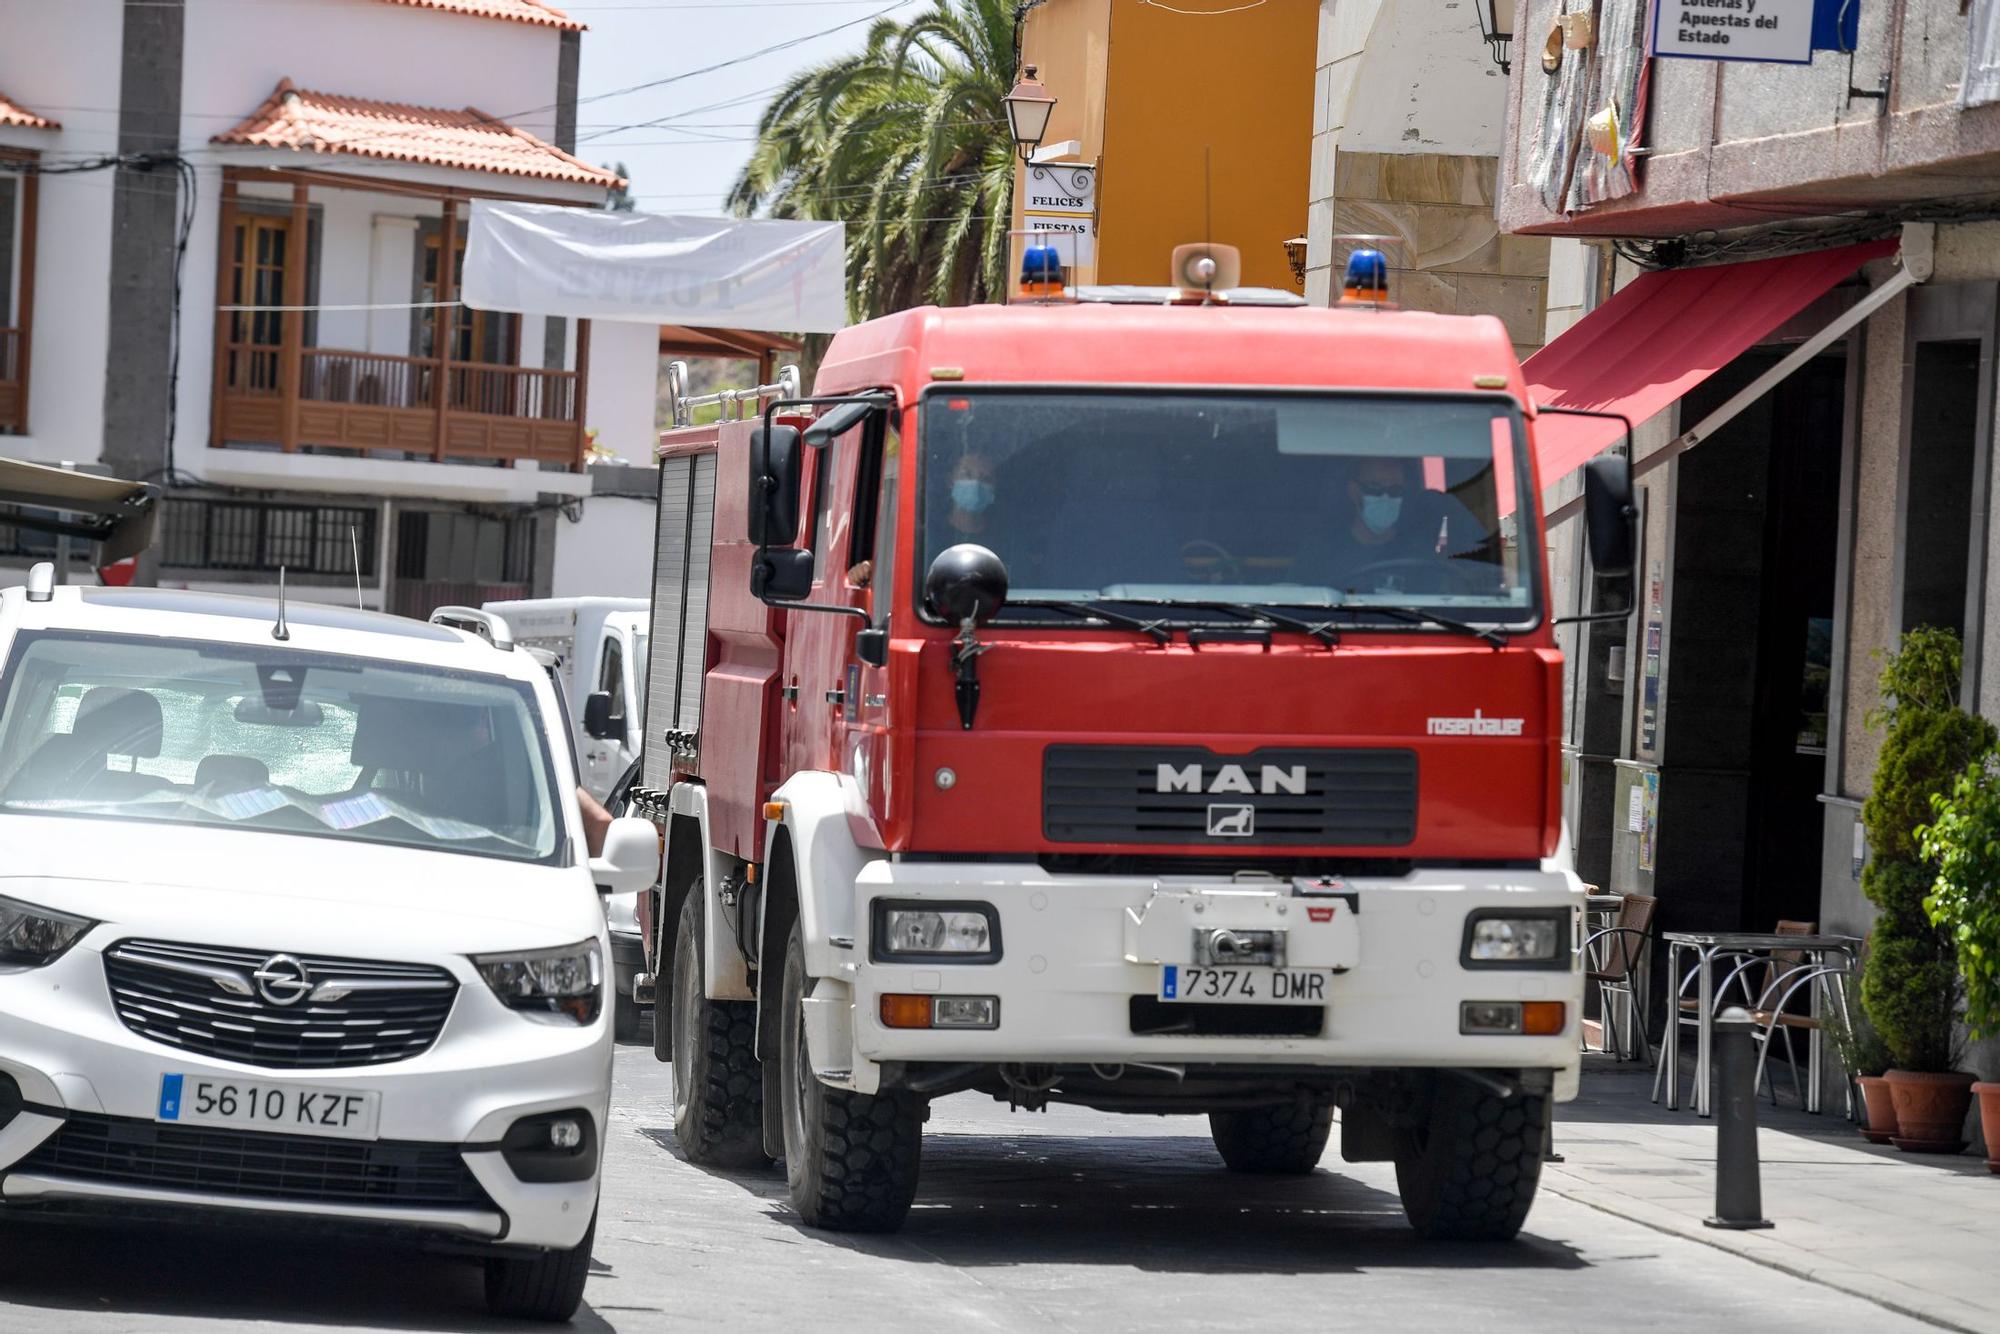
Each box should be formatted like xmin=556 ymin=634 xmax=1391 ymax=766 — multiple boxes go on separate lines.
xmin=461 ymin=201 xmax=847 ymax=333
xmin=1968 ymin=0 xmax=2000 ymax=107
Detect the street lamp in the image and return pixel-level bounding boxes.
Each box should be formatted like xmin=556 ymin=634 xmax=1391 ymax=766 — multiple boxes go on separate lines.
xmin=1002 ymin=65 xmax=1057 ymax=163
xmin=1476 ymin=0 xmax=1513 ymax=75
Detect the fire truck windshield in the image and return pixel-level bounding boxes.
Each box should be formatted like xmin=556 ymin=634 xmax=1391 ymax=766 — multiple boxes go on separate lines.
xmin=917 ymin=389 xmax=1538 ymax=627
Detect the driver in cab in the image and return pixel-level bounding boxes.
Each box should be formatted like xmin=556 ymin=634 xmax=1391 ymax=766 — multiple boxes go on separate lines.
xmin=1323 ymin=456 xmax=1443 ymax=594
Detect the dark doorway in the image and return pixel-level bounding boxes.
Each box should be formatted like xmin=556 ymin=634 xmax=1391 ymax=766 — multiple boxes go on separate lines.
xmin=1659 ymin=349 xmax=1847 ymax=935
xmin=1899 ymin=341 xmax=1981 ymax=639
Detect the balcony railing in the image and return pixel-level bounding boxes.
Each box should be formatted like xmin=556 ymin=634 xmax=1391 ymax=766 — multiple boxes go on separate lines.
xmin=213 ymin=342 xmax=587 ymax=468
xmin=0 ymin=328 xmax=23 ymax=434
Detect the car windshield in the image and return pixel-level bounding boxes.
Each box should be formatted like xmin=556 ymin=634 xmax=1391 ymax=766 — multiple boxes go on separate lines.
xmin=0 ymin=632 xmax=562 ymax=863
xmin=918 ymin=389 xmax=1537 ymax=625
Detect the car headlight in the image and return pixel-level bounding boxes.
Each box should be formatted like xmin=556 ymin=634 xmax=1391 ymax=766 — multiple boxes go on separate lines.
xmin=0 ymin=895 xmax=97 ymax=967
xmin=472 ymin=940 xmax=602 ymax=1024
xmin=871 ymin=901 xmax=1000 ymax=962
xmin=1464 ymin=913 xmax=1563 ymax=965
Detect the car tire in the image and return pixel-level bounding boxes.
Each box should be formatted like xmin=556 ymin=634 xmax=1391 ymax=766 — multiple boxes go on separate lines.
xmin=669 ymin=884 xmax=767 ymax=1167
xmin=779 ymin=920 xmax=922 ymax=1232
xmin=1209 ymin=1102 xmax=1333 ymax=1174
xmin=1393 ymin=1077 xmax=1545 ymax=1241
xmin=483 ymin=1210 xmax=595 ymax=1322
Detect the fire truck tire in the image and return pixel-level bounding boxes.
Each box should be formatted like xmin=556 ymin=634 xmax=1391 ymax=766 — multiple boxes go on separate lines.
xmin=483 ymin=1207 xmax=595 ymax=1321
xmin=1393 ymin=1078 xmax=1545 ymax=1241
xmin=1207 ymin=1102 xmax=1333 ymax=1174
xmin=670 ymin=886 xmax=768 ymax=1168
xmin=780 ymin=922 xmax=922 ymax=1233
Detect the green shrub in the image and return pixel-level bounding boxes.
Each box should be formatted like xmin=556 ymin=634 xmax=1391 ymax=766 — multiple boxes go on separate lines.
xmin=1858 ymin=628 xmax=1993 ymax=1071
xmin=1919 ymin=754 xmax=2000 ymax=1039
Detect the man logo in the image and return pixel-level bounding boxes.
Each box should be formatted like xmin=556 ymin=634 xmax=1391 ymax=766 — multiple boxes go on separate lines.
xmin=1306 ymin=905 xmax=1337 ymax=923
xmin=1206 ymin=804 xmax=1255 ymax=837
xmin=1157 ymin=763 xmax=1306 ymax=795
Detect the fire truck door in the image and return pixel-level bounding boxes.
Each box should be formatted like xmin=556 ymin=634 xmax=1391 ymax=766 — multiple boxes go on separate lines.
xmin=784 ymin=420 xmax=869 ymax=777
xmin=843 ymin=416 xmax=899 ymax=816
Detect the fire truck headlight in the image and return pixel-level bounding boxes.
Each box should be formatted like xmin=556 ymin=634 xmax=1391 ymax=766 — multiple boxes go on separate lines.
xmin=871 ymin=901 xmax=1001 ymax=962
xmin=1464 ymin=913 xmax=1563 ymax=965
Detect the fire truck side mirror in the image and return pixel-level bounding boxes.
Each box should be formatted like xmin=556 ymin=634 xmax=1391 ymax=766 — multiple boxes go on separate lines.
xmin=925 ymin=544 xmax=1010 ymax=625
xmin=1581 ymin=456 xmax=1636 ymax=579
xmin=753 ymin=548 xmax=815 ymax=602
xmin=749 ymin=425 xmax=804 ymax=546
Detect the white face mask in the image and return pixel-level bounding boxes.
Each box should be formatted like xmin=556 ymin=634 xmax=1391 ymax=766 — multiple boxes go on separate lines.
xmin=1361 ymin=493 xmax=1402 ymax=534
xmin=952 ymin=478 xmax=996 ymax=514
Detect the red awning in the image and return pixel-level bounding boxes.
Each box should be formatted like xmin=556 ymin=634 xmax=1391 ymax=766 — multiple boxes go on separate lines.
xmin=1524 ymin=238 xmax=1899 ymax=487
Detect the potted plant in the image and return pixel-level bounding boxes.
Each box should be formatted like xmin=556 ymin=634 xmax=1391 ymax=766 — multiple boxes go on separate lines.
xmin=1919 ymin=749 xmax=2000 ymax=1173
xmin=1859 ymin=628 xmax=1993 ymax=1152
xmin=1828 ymin=995 xmax=1896 ymax=1143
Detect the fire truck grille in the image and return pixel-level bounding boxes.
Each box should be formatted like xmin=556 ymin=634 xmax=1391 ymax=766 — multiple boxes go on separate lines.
xmin=103 ymin=940 xmax=458 ymax=1070
xmin=1042 ymin=746 xmax=1418 ymax=846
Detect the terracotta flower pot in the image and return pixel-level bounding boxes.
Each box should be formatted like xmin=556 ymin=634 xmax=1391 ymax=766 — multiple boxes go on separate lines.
xmin=1855 ymin=1074 xmax=1897 ymax=1144
xmin=1974 ymin=1083 xmax=2000 ymax=1175
xmin=1884 ymin=1069 xmax=1975 ymax=1154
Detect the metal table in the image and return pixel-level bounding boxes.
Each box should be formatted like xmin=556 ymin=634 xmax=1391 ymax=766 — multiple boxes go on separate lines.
xmin=1659 ymin=930 xmax=1859 ymax=1117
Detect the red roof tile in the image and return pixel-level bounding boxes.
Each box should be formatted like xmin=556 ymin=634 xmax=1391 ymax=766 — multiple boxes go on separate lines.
xmin=375 ymin=0 xmax=585 ymax=32
xmin=0 ymin=90 xmax=60 ymax=130
xmin=213 ymin=80 xmax=622 ymax=190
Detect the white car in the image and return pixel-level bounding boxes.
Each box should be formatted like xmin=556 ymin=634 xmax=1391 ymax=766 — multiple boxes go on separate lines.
xmin=0 ymin=569 xmax=659 ymax=1322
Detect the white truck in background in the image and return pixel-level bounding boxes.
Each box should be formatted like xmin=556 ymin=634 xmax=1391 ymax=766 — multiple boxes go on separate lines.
xmin=480 ymin=597 xmax=649 ymax=802
xmin=482 ymin=596 xmax=653 ymax=1040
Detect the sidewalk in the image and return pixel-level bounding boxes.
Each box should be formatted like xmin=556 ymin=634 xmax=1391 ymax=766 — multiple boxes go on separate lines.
xmin=1546 ymin=1055 xmax=1999 ymax=1333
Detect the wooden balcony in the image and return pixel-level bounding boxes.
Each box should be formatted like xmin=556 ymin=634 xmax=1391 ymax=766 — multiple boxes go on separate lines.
xmin=213 ymin=345 xmax=589 ymax=468
xmin=0 ymin=328 xmax=22 ymax=434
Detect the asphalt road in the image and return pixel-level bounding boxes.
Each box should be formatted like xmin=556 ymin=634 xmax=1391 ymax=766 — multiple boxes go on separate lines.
xmin=0 ymin=1035 xmax=1933 ymax=1333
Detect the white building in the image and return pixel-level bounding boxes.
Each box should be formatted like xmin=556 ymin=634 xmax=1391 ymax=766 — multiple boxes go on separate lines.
xmin=0 ymin=0 xmax=659 ymax=611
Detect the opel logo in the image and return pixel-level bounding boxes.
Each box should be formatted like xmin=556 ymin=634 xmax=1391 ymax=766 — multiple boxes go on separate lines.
xmin=253 ymin=954 xmax=312 ymax=1007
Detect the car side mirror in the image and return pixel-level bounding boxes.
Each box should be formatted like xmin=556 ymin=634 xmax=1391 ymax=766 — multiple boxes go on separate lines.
xmin=856 ymin=626 xmax=889 ymax=667
xmin=582 ymin=691 xmax=620 ymax=741
xmin=590 ymin=815 xmax=661 ymax=895
xmin=748 ymin=424 xmax=804 ymax=546
xmin=753 ymin=547 xmax=815 ymax=602
xmin=1582 ymin=456 xmax=1636 ymax=578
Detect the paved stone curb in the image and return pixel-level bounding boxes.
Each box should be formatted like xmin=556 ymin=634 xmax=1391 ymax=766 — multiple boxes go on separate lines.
xmin=1537 ymin=1166 xmax=1997 ymax=1334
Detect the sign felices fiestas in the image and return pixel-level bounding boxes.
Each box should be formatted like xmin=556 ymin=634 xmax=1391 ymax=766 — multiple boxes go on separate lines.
xmin=1653 ymin=0 xmax=1815 ymax=64
xmin=1021 ymin=163 xmax=1096 ymax=267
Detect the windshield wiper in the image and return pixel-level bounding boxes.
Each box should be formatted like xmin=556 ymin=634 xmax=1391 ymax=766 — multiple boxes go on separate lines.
xmin=1187 ymin=603 xmax=1340 ymax=647
xmin=1320 ymin=603 xmax=1508 ymax=647
xmin=1003 ymin=599 xmax=1173 ymax=645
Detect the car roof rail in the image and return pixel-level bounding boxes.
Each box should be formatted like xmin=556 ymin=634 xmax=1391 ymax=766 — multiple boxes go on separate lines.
xmin=428 ymin=605 xmax=515 ymax=651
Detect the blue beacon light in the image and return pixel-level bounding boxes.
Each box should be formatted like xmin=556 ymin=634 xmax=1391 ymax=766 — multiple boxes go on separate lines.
xmin=1341 ymin=248 xmax=1390 ymax=306
xmin=1020 ymin=239 xmax=1064 ymax=298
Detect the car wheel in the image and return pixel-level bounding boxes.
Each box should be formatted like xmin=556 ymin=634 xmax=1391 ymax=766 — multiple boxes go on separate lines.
xmin=779 ymin=918 xmax=922 ymax=1232
xmin=1393 ymin=1077 xmax=1545 ymax=1241
xmin=668 ymin=882 xmax=766 ymax=1167
xmin=483 ymin=1210 xmax=595 ymax=1322
xmin=1209 ymin=1101 xmax=1333 ymax=1174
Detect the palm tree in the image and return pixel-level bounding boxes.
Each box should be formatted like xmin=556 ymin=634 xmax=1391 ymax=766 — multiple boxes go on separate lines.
xmin=730 ymin=0 xmax=1020 ymax=322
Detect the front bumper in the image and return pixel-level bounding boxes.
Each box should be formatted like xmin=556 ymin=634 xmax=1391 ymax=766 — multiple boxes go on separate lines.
xmin=824 ymin=863 xmax=1584 ymax=1097
xmin=0 ymin=939 xmax=611 ymax=1252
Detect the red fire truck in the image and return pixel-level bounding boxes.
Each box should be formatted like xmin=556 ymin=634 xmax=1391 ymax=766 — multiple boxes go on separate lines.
xmin=630 ymin=247 xmax=1636 ymax=1240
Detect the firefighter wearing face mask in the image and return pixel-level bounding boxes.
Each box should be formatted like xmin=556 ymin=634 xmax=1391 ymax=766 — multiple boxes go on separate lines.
xmin=946 ymin=451 xmax=998 ymax=537
xmin=1322 ymin=455 xmax=1438 ymax=591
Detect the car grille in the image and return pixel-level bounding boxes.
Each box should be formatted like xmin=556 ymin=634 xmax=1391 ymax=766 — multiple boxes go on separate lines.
xmin=1043 ymin=746 xmax=1418 ymax=846
xmin=102 ymin=940 xmax=458 ymax=1070
xmin=16 ymin=1113 xmax=489 ymax=1209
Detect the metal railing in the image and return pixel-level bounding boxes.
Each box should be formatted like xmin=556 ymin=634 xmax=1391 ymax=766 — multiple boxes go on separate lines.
xmin=665 ymin=359 xmax=802 ymax=428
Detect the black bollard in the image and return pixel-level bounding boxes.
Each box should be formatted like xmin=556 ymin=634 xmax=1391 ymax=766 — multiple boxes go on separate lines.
xmin=1704 ymin=1006 xmax=1774 ymax=1230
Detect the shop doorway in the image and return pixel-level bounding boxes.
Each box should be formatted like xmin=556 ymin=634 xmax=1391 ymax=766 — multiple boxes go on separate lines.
xmin=1660 ymin=347 xmax=1848 ymax=933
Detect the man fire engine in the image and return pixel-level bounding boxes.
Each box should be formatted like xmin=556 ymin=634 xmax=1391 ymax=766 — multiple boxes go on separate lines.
xmin=630 ymin=244 xmax=1636 ymax=1240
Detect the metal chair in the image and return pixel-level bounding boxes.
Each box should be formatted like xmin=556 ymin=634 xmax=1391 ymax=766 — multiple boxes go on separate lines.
xmin=1581 ymin=893 xmax=1657 ymax=1063
xmin=1652 ymin=920 xmax=1818 ymax=1107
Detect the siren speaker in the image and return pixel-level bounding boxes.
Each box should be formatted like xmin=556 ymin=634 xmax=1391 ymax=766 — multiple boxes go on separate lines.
xmin=1171 ymin=242 xmax=1240 ymax=295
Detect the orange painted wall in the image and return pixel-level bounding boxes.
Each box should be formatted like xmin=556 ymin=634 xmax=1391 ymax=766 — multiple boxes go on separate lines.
xmin=1019 ymin=0 xmax=1315 ymax=290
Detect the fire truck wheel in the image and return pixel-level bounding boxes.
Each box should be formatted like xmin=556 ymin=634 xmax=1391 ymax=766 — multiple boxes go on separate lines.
xmin=483 ymin=1207 xmax=595 ymax=1322
xmin=670 ymin=885 xmax=768 ymax=1168
xmin=780 ymin=921 xmax=922 ymax=1233
xmin=1207 ymin=1102 xmax=1333 ymax=1174
xmin=1393 ymin=1078 xmax=1545 ymax=1241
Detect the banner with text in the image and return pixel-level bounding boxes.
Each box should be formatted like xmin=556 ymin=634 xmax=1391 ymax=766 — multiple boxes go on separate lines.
xmin=1652 ymin=0 xmax=1814 ymax=63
